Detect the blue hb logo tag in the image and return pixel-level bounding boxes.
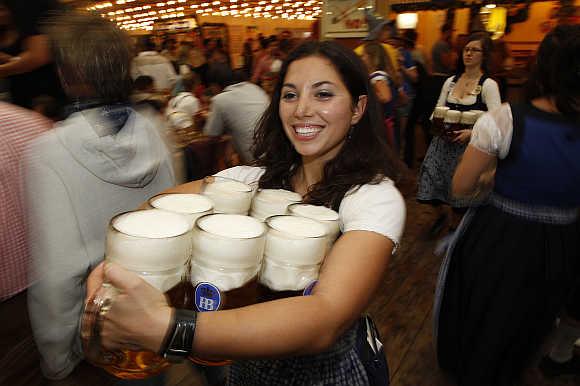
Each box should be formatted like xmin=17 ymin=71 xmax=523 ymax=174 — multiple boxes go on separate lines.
xmin=194 ymin=282 xmax=221 ymax=312
xmin=302 ymin=280 xmax=318 ymax=296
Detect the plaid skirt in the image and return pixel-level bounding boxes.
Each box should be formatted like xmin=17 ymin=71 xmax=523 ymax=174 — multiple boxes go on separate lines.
xmin=227 ymin=323 xmax=369 ymax=386
xmin=433 ymin=193 xmax=580 ymax=385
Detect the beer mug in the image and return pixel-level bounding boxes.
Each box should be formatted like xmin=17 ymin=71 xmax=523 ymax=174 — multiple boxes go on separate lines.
xmin=190 ymin=213 xmax=266 ymax=365
xmin=459 ymin=111 xmax=477 ymax=131
xmin=258 ymin=215 xmax=327 ymax=302
xmin=250 ymin=189 xmax=302 ymax=222
xmin=200 ymin=175 xmax=254 ymax=215
xmin=432 ymin=106 xmax=450 ymax=136
xmin=81 ymin=209 xmax=194 ymax=379
xmin=469 ymin=109 xmax=485 ymax=121
xmin=149 ymin=193 xmax=214 ymax=226
xmin=287 ymin=203 xmax=340 ymax=254
xmin=442 ymin=110 xmax=462 ymax=141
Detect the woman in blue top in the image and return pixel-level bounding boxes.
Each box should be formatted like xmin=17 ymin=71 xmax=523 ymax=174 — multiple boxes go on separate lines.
xmin=434 ymin=25 xmax=580 ymax=386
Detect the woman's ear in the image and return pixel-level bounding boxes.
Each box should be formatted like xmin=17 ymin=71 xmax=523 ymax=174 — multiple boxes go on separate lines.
xmin=351 ymin=95 xmax=368 ymax=125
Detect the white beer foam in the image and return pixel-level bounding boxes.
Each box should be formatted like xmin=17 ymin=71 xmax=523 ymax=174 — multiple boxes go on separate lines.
xmin=113 ymin=209 xmax=190 ymax=238
xmin=288 ymin=204 xmax=339 ymax=222
xmin=256 ymin=189 xmax=302 ymax=203
xmin=151 ymin=193 xmax=213 ymax=214
xmin=268 ymin=215 xmax=326 ymax=238
xmin=205 ymin=179 xmax=252 ymax=193
xmin=198 ymin=214 xmax=264 ymax=239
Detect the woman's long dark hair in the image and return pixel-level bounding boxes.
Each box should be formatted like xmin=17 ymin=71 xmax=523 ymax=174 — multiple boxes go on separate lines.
xmin=252 ymin=41 xmax=400 ymax=211
xmin=456 ymin=32 xmax=493 ymax=76
xmin=526 ymin=24 xmax=580 ymax=123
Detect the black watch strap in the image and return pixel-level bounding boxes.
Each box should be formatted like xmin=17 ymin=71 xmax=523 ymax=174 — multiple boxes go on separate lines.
xmin=161 ymin=308 xmax=197 ymax=362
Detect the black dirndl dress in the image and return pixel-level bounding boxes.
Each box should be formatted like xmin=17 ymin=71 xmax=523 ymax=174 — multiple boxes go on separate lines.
xmin=433 ymin=103 xmax=580 ymax=385
xmin=417 ymin=75 xmax=489 ymax=207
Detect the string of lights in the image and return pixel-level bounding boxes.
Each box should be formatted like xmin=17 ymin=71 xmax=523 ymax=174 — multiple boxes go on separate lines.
xmin=84 ymin=0 xmax=323 ymax=31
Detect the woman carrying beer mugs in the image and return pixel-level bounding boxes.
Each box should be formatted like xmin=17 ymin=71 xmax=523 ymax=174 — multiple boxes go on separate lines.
xmin=87 ymin=41 xmax=406 ymax=385
xmin=417 ymin=32 xmax=500 ymax=240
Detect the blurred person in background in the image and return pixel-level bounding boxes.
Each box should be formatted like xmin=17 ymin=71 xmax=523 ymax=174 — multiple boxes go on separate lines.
xmin=417 ymin=32 xmax=500 ymax=245
xmin=0 ymin=0 xmax=65 ymax=116
xmin=361 ymin=41 xmax=397 ymax=148
xmin=26 ymin=12 xmax=174 ymax=381
xmin=402 ymin=29 xmax=430 ymax=168
xmin=131 ymin=36 xmax=177 ymax=94
xmin=131 ymin=75 xmax=166 ymax=113
xmin=203 ymin=67 xmax=269 ymax=164
xmin=435 ymin=24 xmax=580 ymax=385
xmin=251 ymin=37 xmax=281 ymax=93
xmin=422 ymin=22 xmax=457 ymax=145
xmin=355 ymin=9 xmax=400 ymax=82
xmin=0 ymin=102 xmax=50 ymax=364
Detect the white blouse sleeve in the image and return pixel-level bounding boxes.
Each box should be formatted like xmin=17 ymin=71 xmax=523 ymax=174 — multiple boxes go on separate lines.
xmin=481 ymin=78 xmax=501 ymax=111
xmin=469 ymin=103 xmax=514 ymax=159
xmin=435 ymin=76 xmax=455 ymax=107
xmin=339 ymin=179 xmax=406 ymax=253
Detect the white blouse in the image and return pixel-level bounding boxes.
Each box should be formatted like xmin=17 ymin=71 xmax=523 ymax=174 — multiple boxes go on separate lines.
xmin=469 ymin=103 xmax=514 ymax=159
xmin=436 ymin=76 xmax=501 ymax=110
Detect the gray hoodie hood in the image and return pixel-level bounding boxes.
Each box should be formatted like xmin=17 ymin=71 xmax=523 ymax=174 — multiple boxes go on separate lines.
xmin=55 ymin=106 xmax=166 ymax=188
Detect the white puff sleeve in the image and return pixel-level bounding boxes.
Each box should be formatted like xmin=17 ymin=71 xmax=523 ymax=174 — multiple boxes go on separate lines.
xmin=469 ymin=103 xmax=514 ymax=159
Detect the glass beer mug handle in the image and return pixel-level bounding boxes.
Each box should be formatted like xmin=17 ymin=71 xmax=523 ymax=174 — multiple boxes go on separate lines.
xmin=81 ymin=283 xmax=118 ymax=365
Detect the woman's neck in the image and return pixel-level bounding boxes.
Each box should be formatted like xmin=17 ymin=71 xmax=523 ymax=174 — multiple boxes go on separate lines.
xmin=463 ymin=66 xmax=482 ymax=79
xmin=293 ymin=158 xmax=325 ymax=196
xmin=531 ymin=97 xmax=559 ymax=114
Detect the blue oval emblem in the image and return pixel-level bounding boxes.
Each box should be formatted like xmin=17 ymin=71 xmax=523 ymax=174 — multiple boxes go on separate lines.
xmin=194 ymin=282 xmax=222 ymax=312
xmin=302 ymin=280 xmax=318 ymax=296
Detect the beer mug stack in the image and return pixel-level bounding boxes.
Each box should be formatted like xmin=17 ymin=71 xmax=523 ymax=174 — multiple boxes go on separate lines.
xmin=432 ymin=106 xmax=450 ymax=136
xmin=200 ymin=175 xmax=254 ymax=214
xmin=288 ymin=203 xmax=340 ymax=254
xmin=149 ymin=193 xmax=213 ymax=226
xmin=83 ymin=175 xmax=347 ymax=377
xmin=250 ymin=188 xmax=302 ymax=222
xmin=189 ymin=213 xmax=266 ymax=365
xmin=81 ymin=209 xmax=194 ymax=379
xmin=258 ymin=215 xmax=328 ymax=302
xmin=442 ymin=110 xmax=462 ymax=141
xmin=459 ymin=111 xmax=477 ymax=131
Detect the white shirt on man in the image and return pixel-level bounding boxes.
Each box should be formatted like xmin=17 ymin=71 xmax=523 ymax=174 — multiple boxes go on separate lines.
xmin=203 ymin=82 xmax=269 ymax=164
xmin=131 ymin=51 xmax=177 ymax=92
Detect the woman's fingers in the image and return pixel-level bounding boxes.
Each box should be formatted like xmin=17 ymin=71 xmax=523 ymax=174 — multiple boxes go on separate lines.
xmin=86 ymin=261 xmax=105 ymax=305
xmin=99 ymin=263 xmax=173 ymax=352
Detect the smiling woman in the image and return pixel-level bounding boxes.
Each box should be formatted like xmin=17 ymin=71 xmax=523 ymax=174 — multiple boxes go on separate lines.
xmin=86 ymin=40 xmax=406 ymax=386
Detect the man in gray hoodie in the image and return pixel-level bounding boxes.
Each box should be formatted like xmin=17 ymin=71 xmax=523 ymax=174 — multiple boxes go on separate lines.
xmin=26 ymin=14 xmax=175 ymax=381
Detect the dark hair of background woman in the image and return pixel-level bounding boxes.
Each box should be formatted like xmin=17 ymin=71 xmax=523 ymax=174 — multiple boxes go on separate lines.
xmin=363 ymin=41 xmax=402 ymax=89
xmin=455 ymin=32 xmax=493 ymax=75
xmin=525 ymin=24 xmax=580 ymax=124
xmin=252 ymin=40 xmax=400 ymax=211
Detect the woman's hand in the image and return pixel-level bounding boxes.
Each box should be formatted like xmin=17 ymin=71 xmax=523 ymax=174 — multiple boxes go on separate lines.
xmin=452 ymin=130 xmax=472 ymax=144
xmin=87 ymin=262 xmax=173 ymax=353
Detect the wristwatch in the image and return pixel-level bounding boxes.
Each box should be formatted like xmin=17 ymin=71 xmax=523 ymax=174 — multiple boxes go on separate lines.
xmin=160 ymin=308 xmax=197 ymax=362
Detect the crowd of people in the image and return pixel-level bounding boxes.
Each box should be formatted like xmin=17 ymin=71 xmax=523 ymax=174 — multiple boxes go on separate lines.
xmin=0 ymin=3 xmax=578 ymax=386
